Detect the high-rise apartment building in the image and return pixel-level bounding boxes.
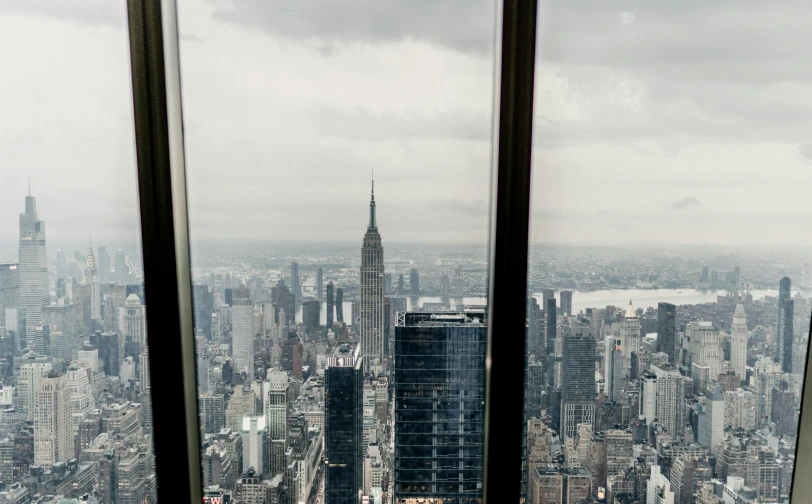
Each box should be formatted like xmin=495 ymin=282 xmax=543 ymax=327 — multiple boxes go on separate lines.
xmin=326 ymin=282 xmax=335 ymax=328
xmin=316 ymin=267 xmax=323 ymax=301
xmin=657 ymin=302 xmax=677 ymax=364
xmin=359 ymin=180 xmax=385 ymax=373
xmin=302 ymin=300 xmax=320 ymax=333
xmin=560 ymin=324 xmax=595 ymax=441
xmin=18 ymin=194 xmax=49 ymax=344
xmin=699 ymin=385 xmax=724 ymax=450
xmin=0 ymin=263 xmax=19 ymax=329
xmin=232 ymin=287 xmax=254 ymax=377
xmin=780 ymin=299 xmax=794 ymax=374
xmin=560 ymin=290 xmax=573 ymax=316
xmin=394 ymin=309 xmax=486 ymax=503
xmin=18 ymin=362 xmax=53 ymax=421
xmin=325 ymin=344 xmax=363 ymax=504
xmin=730 ymin=304 xmax=748 ymax=382
xmin=33 ymin=371 xmax=74 ymax=467
xmin=409 ymin=268 xmax=419 ymax=295
xmin=652 ymin=364 xmax=685 ymax=437
xmin=776 ymin=277 xmax=792 ymax=370
xmin=687 ymin=322 xmax=722 ymax=379
xmin=604 ymin=336 xmax=623 ymax=403
xmin=290 ymin=261 xmax=301 ymax=303
xmin=335 ymin=287 xmax=344 ymax=323
xmin=241 ymin=415 xmax=268 ymax=475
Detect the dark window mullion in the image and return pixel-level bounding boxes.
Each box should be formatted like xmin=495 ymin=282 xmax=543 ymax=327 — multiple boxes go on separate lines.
xmin=483 ymin=0 xmax=538 ymax=503
xmin=127 ymin=0 xmax=202 ymax=502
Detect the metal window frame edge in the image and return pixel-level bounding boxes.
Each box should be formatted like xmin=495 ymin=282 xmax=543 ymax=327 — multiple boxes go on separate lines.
xmin=791 ymin=315 xmax=812 ymax=502
xmin=483 ymin=0 xmax=538 ymax=503
xmin=127 ymin=0 xmax=202 ymax=502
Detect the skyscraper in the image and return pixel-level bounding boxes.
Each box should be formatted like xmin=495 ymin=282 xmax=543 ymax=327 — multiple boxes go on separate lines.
xmin=652 ymin=364 xmax=685 ymax=437
xmin=326 ymin=282 xmax=335 ymax=328
xmin=0 ymin=263 xmax=19 ymax=329
xmin=97 ymin=246 xmax=110 ymax=284
xmin=657 ymin=302 xmax=677 ymax=364
xmin=394 ymin=310 xmax=486 ymax=503
xmin=270 ymin=280 xmax=294 ymax=327
xmin=545 ymin=297 xmax=557 ymax=409
xmin=33 ymin=371 xmax=74 ymax=467
xmin=359 ymin=179 xmax=384 ymax=373
xmin=335 ymin=287 xmax=344 ymax=323
xmin=290 ymin=261 xmax=301 ymax=303
xmin=604 ymin=336 xmax=623 ymax=402
xmin=383 ymin=273 xmax=392 ymax=295
xmin=776 ymin=277 xmax=791 ymax=366
xmin=730 ymin=304 xmax=748 ymax=382
xmin=193 ymin=284 xmax=213 ymax=339
xmin=560 ymin=290 xmax=573 ymax=316
xmin=317 ymin=267 xmax=323 ymax=301
xmin=232 ymin=287 xmax=254 ymax=377
xmin=325 ymin=344 xmax=363 ymax=504
xmin=114 ymin=250 xmax=128 ymax=284
xmin=453 ymin=265 xmax=464 ymax=297
xmin=85 ymin=246 xmax=101 ymax=323
xmin=265 ymin=371 xmax=289 ymax=477
xmin=56 ymin=250 xmax=68 ymax=280
xmin=123 ymin=294 xmax=146 ymax=348
xmin=780 ymin=299 xmax=794 ymax=374
xmin=302 ymin=300 xmax=320 ymax=333
xmin=409 ymin=268 xmax=419 ymax=295
xmin=19 ymin=193 xmax=49 ymax=344
xmin=560 ymin=325 xmax=596 ymax=441
xmin=622 ymin=300 xmax=640 ymax=368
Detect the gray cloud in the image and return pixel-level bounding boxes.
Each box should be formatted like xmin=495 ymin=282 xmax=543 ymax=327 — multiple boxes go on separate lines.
xmin=211 ymin=0 xmax=495 ymax=55
xmin=799 ymin=143 xmax=812 ymax=162
xmin=668 ymin=197 xmax=701 ymax=211
xmin=0 ymin=0 xmax=124 ymax=27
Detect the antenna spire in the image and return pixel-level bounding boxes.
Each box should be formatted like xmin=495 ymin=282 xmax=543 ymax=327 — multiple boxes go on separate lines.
xmin=371 ymin=168 xmax=374 ymax=200
xmin=28 ymin=179 xmax=30 ymax=196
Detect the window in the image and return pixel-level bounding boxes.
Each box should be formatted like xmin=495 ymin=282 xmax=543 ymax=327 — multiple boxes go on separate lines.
xmin=175 ymin=1 xmax=497 ymax=502
xmin=0 ymin=4 xmax=158 ymax=502
xmin=526 ymin=1 xmax=812 ymax=502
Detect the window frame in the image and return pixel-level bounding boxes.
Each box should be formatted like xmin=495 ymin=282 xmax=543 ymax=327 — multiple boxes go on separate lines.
xmin=125 ymin=1 xmax=812 ymax=503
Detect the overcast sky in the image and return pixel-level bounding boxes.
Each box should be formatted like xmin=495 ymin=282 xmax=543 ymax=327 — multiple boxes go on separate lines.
xmin=2 ymin=0 xmax=812 ymax=261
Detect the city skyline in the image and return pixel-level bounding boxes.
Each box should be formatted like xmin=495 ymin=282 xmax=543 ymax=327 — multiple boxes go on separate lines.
xmin=5 ymin=1 xmax=812 ymax=251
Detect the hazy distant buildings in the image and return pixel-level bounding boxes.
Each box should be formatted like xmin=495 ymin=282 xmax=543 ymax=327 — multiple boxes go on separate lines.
xmin=325 ymin=344 xmax=363 ymax=504
xmin=560 ymin=325 xmax=595 ymax=441
xmin=657 ymin=302 xmax=677 ymax=364
xmin=394 ymin=310 xmax=486 ymax=503
xmin=18 ymin=194 xmax=49 ymax=344
xmin=114 ymin=249 xmax=129 ymax=284
xmin=359 ymin=180 xmax=385 ymax=373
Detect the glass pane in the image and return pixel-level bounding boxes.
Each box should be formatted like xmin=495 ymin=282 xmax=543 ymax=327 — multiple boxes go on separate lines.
xmin=525 ymin=2 xmax=812 ymax=503
xmin=176 ymin=1 xmax=497 ymax=502
xmin=0 ymin=5 xmax=158 ymax=503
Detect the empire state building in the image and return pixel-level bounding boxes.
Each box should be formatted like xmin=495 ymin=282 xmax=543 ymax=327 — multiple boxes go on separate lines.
xmin=360 ymin=178 xmax=384 ymax=374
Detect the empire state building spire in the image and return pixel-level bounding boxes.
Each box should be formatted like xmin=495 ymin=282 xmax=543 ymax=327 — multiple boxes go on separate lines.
xmin=368 ymin=174 xmax=377 ymax=230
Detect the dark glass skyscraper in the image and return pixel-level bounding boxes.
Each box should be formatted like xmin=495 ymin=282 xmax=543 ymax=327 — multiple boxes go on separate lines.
xmin=325 ymin=343 xmax=363 ymax=504
xmin=302 ymin=300 xmax=320 ymax=333
xmin=326 ymin=282 xmax=335 ymax=328
xmin=781 ymin=299 xmax=794 ymax=373
xmin=776 ymin=277 xmax=792 ymax=370
xmin=545 ymin=297 xmax=557 ymax=409
xmin=394 ymin=309 xmax=486 ymax=503
xmin=193 ymin=284 xmax=213 ymax=339
xmin=657 ymin=302 xmax=677 ymax=364
xmin=560 ymin=324 xmax=596 ymax=441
